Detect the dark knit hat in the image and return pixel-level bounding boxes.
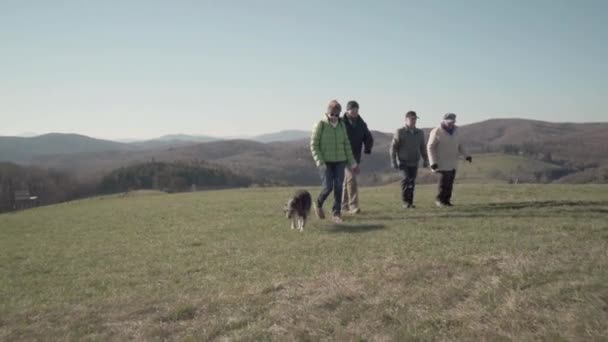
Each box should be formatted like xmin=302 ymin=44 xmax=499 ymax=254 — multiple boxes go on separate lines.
xmin=346 ymin=100 xmax=359 ymax=110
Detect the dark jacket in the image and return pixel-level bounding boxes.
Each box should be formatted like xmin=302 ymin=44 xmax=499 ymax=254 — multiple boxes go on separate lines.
xmin=342 ymin=114 xmax=374 ymax=164
xmin=390 ymin=126 xmax=429 ymax=167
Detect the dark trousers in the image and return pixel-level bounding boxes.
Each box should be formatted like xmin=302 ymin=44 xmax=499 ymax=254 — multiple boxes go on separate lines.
xmin=317 ymin=162 xmax=346 ymax=215
xmin=399 ymin=166 xmax=418 ymax=204
xmin=437 ymin=170 xmax=456 ymax=204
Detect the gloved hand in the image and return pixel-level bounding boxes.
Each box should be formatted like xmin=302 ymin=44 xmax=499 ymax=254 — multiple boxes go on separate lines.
xmin=465 ymin=156 xmax=472 ymax=163
xmin=430 ymin=164 xmax=439 ymax=171
xmin=423 ymin=160 xmax=430 ymax=168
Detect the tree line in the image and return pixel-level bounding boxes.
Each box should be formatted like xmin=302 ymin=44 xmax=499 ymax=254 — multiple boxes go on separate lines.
xmin=0 ymin=161 xmax=251 ymax=213
xmin=98 ymin=161 xmax=251 ymax=193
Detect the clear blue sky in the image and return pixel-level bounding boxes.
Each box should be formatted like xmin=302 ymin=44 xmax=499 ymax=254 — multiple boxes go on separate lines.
xmin=1 ymin=0 xmax=606 ymax=139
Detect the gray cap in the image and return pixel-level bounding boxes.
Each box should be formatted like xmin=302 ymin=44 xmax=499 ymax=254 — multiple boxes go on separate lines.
xmin=443 ymin=113 xmax=457 ymax=121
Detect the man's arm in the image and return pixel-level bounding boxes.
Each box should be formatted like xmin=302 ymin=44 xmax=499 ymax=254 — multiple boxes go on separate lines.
xmin=427 ymin=128 xmax=439 ymax=168
xmin=362 ymin=123 xmax=374 ymax=154
xmin=389 ymin=130 xmax=400 ymax=169
xmin=420 ymin=130 xmax=430 ymax=167
xmin=341 ymin=123 xmax=357 ymax=168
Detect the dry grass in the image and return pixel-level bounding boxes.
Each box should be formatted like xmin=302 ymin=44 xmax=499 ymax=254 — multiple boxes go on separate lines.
xmin=1 ymin=184 xmax=607 ymax=341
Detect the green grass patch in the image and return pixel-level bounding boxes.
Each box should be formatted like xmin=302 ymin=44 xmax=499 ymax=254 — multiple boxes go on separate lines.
xmin=1 ymin=184 xmax=607 ymax=340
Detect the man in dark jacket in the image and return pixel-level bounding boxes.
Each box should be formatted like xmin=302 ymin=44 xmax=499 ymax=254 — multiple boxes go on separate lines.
xmin=341 ymin=100 xmax=374 ymax=214
xmin=390 ymin=111 xmax=429 ymax=208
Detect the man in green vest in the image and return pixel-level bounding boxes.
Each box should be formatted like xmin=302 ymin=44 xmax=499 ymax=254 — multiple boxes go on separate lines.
xmin=310 ymin=100 xmax=359 ymax=223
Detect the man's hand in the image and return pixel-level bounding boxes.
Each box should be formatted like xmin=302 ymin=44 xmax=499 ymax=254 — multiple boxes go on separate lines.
xmin=465 ymin=156 xmax=472 ymax=163
xmin=430 ymin=164 xmax=439 ymax=171
xmin=352 ymin=164 xmax=360 ymax=175
xmin=391 ymin=162 xmax=399 ymax=170
xmin=423 ymin=160 xmax=430 ymax=168
xmin=318 ymin=163 xmax=327 ymax=172
xmin=364 ymin=149 xmax=372 ymax=155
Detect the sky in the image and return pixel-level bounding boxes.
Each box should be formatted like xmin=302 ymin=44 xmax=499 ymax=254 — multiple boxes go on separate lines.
xmin=1 ymin=0 xmax=606 ymax=140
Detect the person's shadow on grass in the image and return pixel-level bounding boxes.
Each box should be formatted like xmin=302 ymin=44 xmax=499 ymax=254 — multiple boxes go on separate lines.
xmin=324 ymin=223 xmax=386 ymax=234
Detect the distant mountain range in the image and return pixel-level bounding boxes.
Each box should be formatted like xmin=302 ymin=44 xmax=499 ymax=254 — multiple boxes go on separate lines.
xmin=251 ymin=130 xmax=311 ymax=143
xmin=134 ymin=130 xmax=311 ymax=144
xmin=148 ymin=134 xmax=220 ymax=143
xmin=0 ymin=133 xmax=134 ymax=162
xmin=16 ymin=132 xmax=39 ymax=138
xmin=0 ymin=130 xmax=312 ymax=162
xmin=1 ymin=119 xmax=607 ymax=185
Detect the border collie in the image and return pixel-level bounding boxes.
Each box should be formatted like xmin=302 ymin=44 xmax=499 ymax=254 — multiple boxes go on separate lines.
xmin=284 ymin=190 xmax=312 ymax=232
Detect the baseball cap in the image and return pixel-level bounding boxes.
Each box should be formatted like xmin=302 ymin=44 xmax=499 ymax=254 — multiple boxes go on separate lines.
xmin=443 ymin=113 xmax=457 ymax=122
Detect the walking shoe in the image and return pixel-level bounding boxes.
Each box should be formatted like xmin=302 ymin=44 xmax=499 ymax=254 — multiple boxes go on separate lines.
xmin=314 ymin=203 xmax=325 ymax=219
xmin=402 ymin=203 xmax=416 ymax=209
xmin=435 ymin=200 xmax=446 ymax=208
xmin=349 ymin=207 xmax=361 ymax=214
xmin=332 ymin=214 xmax=343 ymax=224
xmin=445 ymin=202 xmax=454 ymax=207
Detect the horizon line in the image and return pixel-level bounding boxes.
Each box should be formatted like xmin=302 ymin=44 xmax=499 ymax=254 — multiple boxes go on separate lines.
xmin=2 ymin=117 xmax=607 ymax=142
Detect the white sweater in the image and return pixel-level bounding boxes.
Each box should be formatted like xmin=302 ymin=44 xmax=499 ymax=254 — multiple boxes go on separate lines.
xmin=427 ymin=126 xmax=469 ymax=171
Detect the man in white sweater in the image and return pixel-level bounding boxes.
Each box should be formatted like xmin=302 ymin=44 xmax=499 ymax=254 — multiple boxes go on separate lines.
xmin=427 ymin=113 xmax=472 ymax=207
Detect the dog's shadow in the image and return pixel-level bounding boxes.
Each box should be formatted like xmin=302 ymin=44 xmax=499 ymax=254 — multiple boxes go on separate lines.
xmin=324 ymin=223 xmax=386 ymax=234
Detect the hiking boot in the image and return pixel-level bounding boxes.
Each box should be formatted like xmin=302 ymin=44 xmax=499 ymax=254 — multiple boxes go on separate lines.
xmin=314 ymin=203 xmax=325 ymax=219
xmin=332 ymin=214 xmax=343 ymax=224
xmin=349 ymin=207 xmax=361 ymax=215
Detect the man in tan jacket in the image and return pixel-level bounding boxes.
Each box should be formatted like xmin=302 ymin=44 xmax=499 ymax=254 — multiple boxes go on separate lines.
xmin=427 ymin=113 xmax=472 ymax=207
xmin=341 ymin=100 xmax=373 ymax=215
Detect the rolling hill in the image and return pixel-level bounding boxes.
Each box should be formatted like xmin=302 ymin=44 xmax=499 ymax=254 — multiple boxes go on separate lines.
xmin=130 ymin=134 xmax=222 ymax=150
xmin=151 ymin=134 xmax=219 ymax=142
xmin=2 ymin=119 xmax=607 ymax=185
xmin=459 ymin=118 xmax=605 ymax=144
xmin=129 ymin=131 xmax=312 ymax=146
xmin=457 ymin=119 xmax=608 ymax=163
xmin=0 ymin=133 xmax=133 ymax=162
xmin=252 ymin=130 xmax=311 ymax=143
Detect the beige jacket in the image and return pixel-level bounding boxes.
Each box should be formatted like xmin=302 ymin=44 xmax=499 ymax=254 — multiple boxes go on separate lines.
xmin=427 ymin=126 xmax=469 ymax=171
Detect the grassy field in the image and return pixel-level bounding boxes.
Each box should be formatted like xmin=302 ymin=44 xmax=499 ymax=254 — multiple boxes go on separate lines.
xmin=453 ymin=153 xmax=564 ymax=183
xmin=371 ymin=153 xmax=565 ymax=185
xmin=1 ymin=184 xmax=607 ymax=341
